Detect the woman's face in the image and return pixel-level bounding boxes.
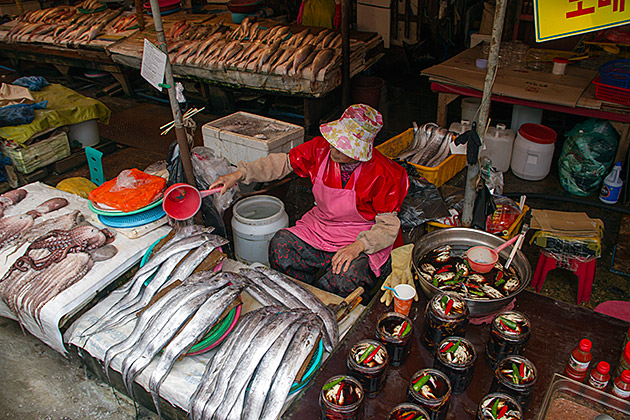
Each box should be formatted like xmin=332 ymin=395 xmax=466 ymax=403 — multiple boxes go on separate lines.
xmin=329 ymin=144 xmax=357 ymax=164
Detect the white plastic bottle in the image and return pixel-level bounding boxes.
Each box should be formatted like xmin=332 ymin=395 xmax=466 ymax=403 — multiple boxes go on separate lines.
xmin=481 ymin=124 xmax=516 ymax=173
xmin=448 ymin=120 xmax=470 ymax=155
xmin=600 ymin=162 xmax=624 ymax=204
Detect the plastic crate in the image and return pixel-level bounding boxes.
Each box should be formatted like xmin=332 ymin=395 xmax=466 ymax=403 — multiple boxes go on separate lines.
xmin=1 ymin=131 xmax=70 ymax=174
xmin=376 ymin=128 xmax=466 ymax=187
xmin=593 ymin=76 xmax=630 ymax=106
xmin=598 ymin=59 xmax=630 ymax=89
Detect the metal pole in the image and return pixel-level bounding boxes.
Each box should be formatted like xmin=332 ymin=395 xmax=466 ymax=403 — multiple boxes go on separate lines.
xmin=148 ymin=0 xmax=195 ymax=186
xmin=341 ymin=0 xmax=350 ymax=107
xmin=461 ymin=0 xmax=508 ymax=227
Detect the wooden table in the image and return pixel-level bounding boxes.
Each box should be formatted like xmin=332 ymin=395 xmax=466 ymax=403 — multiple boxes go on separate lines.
xmin=283 ymin=289 xmax=629 ymax=419
xmin=0 ymin=39 xmax=134 ymax=96
xmin=422 ymin=47 xmax=630 ymax=163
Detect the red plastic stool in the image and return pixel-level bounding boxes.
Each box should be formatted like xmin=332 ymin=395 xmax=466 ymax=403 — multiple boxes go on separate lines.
xmin=531 ymin=250 xmax=597 ymax=304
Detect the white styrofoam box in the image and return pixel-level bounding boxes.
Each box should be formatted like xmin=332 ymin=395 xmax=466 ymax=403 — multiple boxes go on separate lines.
xmin=202 ymin=111 xmax=305 ymax=166
xmin=357 ymin=0 xmax=391 ymax=48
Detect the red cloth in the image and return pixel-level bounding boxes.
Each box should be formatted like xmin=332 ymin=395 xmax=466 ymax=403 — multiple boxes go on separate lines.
xmin=289 ymin=136 xmax=409 ymax=220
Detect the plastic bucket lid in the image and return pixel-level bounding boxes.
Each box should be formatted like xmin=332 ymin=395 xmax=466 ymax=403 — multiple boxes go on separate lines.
xmin=518 ymin=123 xmax=557 ymax=144
xmin=233 ymin=195 xmax=286 ymax=226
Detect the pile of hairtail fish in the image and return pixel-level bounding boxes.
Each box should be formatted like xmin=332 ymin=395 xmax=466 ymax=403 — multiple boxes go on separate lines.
xmin=76 ymin=225 xmax=339 ymax=420
xmin=3 ymin=7 xmax=348 ymax=81
xmin=391 ymin=122 xmax=459 ymax=168
xmin=167 ymin=16 xmax=345 ymax=80
xmin=0 ymin=188 xmax=117 ymax=329
xmin=4 ymin=2 xmax=136 ymax=45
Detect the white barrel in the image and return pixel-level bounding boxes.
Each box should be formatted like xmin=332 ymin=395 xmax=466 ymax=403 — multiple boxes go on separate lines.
xmin=481 ymin=124 xmax=516 ymax=172
xmin=461 ymin=98 xmax=481 ymax=122
xmin=510 ymin=105 xmax=543 ymax=132
xmin=231 ymin=195 xmax=289 ymax=265
xmin=68 ymin=119 xmax=99 ymax=147
xmin=510 ymin=123 xmax=557 ymax=181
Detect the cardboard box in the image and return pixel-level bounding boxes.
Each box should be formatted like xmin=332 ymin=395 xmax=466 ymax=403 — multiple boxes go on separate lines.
xmin=202 ymin=112 xmax=304 ymax=166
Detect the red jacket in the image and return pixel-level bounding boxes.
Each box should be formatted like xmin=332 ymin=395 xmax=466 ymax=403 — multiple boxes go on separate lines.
xmin=289 ymin=136 xmax=409 ymax=220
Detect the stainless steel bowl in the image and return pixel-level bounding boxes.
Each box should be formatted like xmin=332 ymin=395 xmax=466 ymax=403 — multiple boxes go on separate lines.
xmin=412 ymin=228 xmax=531 ymax=317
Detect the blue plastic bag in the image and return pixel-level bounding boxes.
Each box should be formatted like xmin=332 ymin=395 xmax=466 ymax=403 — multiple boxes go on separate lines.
xmin=0 ymin=101 xmax=47 ymax=127
xmin=12 ymin=76 xmax=49 ymax=91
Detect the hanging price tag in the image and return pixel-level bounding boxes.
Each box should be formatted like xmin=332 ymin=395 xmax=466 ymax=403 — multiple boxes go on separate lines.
xmin=141 ymin=38 xmax=167 ymax=92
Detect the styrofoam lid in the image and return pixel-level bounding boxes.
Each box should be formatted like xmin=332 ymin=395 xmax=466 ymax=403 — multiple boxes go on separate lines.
xmin=518 ymin=123 xmax=557 ymax=144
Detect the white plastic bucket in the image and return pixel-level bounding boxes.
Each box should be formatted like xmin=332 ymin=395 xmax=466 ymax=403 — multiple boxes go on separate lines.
xmin=510 ymin=105 xmax=543 ymax=132
xmin=481 ymin=123 xmax=516 ymax=172
xmin=231 ymin=195 xmax=289 ymax=265
xmin=448 ymin=120 xmax=470 ymax=155
xmin=68 ymin=119 xmax=99 ymax=148
xmin=510 ymin=123 xmax=557 ymax=181
xmin=461 ymin=98 xmax=481 ymax=122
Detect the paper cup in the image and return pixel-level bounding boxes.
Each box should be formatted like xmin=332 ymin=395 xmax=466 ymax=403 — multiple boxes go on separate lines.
xmin=394 ymin=284 xmax=416 ymax=316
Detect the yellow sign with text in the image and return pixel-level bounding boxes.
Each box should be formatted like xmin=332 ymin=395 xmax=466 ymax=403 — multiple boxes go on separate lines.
xmin=534 ymin=0 xmax=630 ymax=42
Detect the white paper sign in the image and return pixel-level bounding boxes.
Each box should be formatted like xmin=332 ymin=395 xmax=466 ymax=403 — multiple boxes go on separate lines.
xmin=141 ymin=38 xmax=167 ymax=92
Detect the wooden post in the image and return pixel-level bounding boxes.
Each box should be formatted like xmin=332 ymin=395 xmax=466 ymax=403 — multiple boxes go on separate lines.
xmin=341 ymin=0 xmax=350 ymax=108
xmin=461 ymin=0 xmax=508 ymax=227
xmin=135 ymin=0 xmax=145 ymax=31
xmin=148 ymin=0 xmax=195 ymax=186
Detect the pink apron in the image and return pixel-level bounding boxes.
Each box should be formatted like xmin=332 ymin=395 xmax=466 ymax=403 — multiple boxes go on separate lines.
xmin=289 ymin=150 xmax=392 ymax=276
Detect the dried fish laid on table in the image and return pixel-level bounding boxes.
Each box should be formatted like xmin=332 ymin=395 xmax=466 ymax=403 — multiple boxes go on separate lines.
xmin=241 ymin=266 xmax=339 ymax=353
xmin=417 ymin=245 xmax=522 ymax=300
xmin=18 ymin=210 xmax=84 ymax=244
xmin=119 ymin=282 xmax=244 ymax=398
xmin=79 ymin=229 xmax=224 ymax=337
xmin=187 ymin=306 xmax=324 ymax=420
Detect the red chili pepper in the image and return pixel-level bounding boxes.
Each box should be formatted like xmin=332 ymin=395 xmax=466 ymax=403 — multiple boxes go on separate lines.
xmin=444 ymin=298 xmax=453 ymax=316
xmin=336 ymin=382 xmax=344 ymax=402
xmin=441 ymin=341 xmax=454 ymax=353
xmin=497 ymin=405 xmax=508 ymax=418
xmin=499 ymin=319 xmax=518 ymax=333
xmin=436 ymin=265 xmax=453 ymax=274
xmin=496 ymin=271 xmax=503 ymax=282
xmin=364 ymin=344 xmax=382 ymax=364
xmin=398 ymin=321 xmax=408 ymax=337
xmin=402 ymin=412 xmax=415 ymax=420
xmin=519 ymin=362 xmax=525 ymax=378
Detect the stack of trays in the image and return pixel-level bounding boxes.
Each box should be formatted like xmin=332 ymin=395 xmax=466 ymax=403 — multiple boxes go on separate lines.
xmin=89 ymin=196 xmax=166 ymax=229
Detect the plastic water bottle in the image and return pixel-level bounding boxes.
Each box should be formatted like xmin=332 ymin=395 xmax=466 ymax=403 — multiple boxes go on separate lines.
xmin=599 ymin=162 xmax=623 ymax=204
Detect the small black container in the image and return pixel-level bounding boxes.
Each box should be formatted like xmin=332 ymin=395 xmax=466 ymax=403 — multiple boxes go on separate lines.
xmin=476 ymin=392 xmax=523 ymax=420
xmin=485 ymin=311 xmax=531 ymax=368
xmin=346 ymin=339 xmax=389 ymax=398
xmin=407 ymin=368 xmax=452 ymax=420
xmin=489 ymin=355 xmax=537 ymax=411
xmin=375 ymin=311 xmax=414 ymax=367
xmin=319 ymin=375 xmax=364 ymax=420
xmin=387 ymin=402 xmax=431 ymax=420
xmin=433 ymin=336 xmax=476 ymax=394
xmin=422 ymin=292 xmax=469 ymax=352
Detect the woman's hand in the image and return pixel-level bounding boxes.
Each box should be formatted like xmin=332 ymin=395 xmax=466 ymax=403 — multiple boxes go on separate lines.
xmin=331 ymin=241 xmax=365 ymax=274
xmin=209 ymin=170 xmax=244 ymax=195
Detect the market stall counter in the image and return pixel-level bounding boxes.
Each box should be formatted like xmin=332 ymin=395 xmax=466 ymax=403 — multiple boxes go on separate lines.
xmin=0 ymin=182 xmax=169 ymax=354
xmin=283 ymin=289 xmax=629 ymax=419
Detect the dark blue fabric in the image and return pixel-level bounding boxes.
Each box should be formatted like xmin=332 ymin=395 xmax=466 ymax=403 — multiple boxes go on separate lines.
xmin=0 ymin=101 xmax=47 ymax=127
xmin=12 ymin=76 xmax=49 ymax=91
xmin=0 ymin=153 xmax=10 ymax=182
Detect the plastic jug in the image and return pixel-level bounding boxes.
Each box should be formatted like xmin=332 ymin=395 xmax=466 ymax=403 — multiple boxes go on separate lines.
xmin=600 ymin=162 xmax=624 ymax=204
xmin=481 ymin=124 xmax=516 ymax=172
xmin=448 ymin=120 xmax=470 ymax=155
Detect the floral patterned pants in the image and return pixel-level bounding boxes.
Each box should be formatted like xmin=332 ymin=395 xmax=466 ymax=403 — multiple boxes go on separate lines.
xmin=268 ymin=229 xmax=391 ymax=298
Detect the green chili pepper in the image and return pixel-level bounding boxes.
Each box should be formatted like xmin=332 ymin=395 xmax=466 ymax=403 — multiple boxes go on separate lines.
xmin=445 ymin=339 xmax=461 ymax=354
xmin=412 ymin=374 xmax=431 ymax=392
xmin=491 ymin=398 xmax=499 ymax=419
xmin=400 ymin=322 xmax=412 ymax=337
xmin=469 ymin=289 xmax=485 ymax=296
xmin=323 ymin=376 xmax=345 ymax=391
xmin=512 ymin=362 xmax=521 ymax=384
xmin=433 ymin=277 xmax=439 ymax=287
xmin=495 ymin=277 xmax=506 ymax=287
xmin=440 ymin=295 xmax=448 ymax=308
xmin=443 ymin=271 xmax=465 ymax=286
xmin=500 ymin=317 xmax=519 ymax=330
xmin=357 ymin=345 xmax=375 ymax=364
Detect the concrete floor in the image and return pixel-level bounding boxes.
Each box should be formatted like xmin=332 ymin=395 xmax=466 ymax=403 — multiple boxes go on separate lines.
xmin=1 ymin=47 xmax=629 ymax=419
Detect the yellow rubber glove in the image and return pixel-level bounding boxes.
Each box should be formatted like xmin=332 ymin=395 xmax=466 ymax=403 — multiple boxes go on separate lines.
xmin=380 ymin=244 xmax=417 ymax=306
